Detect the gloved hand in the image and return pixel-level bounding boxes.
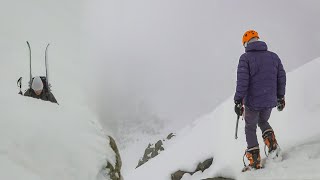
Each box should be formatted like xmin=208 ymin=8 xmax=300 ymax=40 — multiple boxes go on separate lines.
xmin=277 ymin=97 xmax=285 ymax=111
xmin=234 ymin=100 xmax=244 ymax=116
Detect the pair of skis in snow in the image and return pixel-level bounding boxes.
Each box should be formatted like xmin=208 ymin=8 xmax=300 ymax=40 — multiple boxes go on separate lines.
xmin=17 ymin=41 xmax=52 ymax=94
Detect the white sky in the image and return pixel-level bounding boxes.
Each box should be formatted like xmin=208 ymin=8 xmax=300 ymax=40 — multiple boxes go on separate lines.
xmin=85 ymin=0 xmax=320 ymax=131
xmin=1 ymin=0 xmax=320 ymax=135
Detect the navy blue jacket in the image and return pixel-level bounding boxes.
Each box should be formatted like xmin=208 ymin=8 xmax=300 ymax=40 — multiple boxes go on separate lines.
xmin=234 ymin=41 xmax=286 ymax=110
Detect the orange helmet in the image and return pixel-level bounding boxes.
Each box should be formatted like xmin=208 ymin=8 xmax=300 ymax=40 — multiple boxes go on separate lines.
xmin=242 ymin=30 xmax=259 ymax=45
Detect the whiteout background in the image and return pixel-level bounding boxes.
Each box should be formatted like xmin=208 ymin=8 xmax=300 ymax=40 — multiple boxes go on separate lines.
xmin=1 ymin=0 xmax=320 ymax=177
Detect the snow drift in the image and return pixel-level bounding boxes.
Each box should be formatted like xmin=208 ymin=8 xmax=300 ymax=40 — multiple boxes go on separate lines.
xmin=125 ymin=57 xmax=320 ymax=180
xmin=0 ymin=64 xmax=115 ymax=179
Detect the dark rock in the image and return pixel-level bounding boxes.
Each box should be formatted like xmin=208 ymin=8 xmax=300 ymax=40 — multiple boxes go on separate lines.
xmin=171 ymin=158 xmax=215 ymax=180
xmin=167 ymin=133 xmax=176 ymax=140
xmin=202 ymin=177 xmax=234 ymax=180
xmin=105 ymin=136 xmax=123 ymax=180
xmin=171 ymin=170 xmax=192 ymax=180
xmin=136 ymin=133 xmax=175 ymax=168
xmin=155 ymin=140 xmax=163 ymax=149
xmin=195 ymin=158 xmax=213 ymax=172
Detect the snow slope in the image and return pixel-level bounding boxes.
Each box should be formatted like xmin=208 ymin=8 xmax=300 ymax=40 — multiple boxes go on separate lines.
xmin=0 ymin=66 xmax=114 ymax=179
xmin=125 ymin=57 xmax=320 ymax=180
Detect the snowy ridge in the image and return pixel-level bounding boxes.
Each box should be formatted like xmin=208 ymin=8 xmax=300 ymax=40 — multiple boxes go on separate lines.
xmin=0 ymin=79 xmax=114 ymax=179
xmin=125 ymin=57 xmax=320 ymax=180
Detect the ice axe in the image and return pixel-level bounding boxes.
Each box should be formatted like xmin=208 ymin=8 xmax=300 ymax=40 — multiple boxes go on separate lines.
xmin=235 ymin=115 xmax=240 ymax=139
xmin=234 ymin=104 xmax=244 ymax=139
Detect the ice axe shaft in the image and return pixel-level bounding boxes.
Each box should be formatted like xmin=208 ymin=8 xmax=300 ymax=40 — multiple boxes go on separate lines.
xmin=235 ymin=115 xmax=240 ymax=139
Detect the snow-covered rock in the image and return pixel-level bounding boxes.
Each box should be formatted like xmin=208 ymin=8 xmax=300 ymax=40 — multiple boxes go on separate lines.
xmin=136 ymin=133 xmax=175 ymax=168
xmin=171 ymin=158 xmax=214 ymax=180
xmin=104 ymin=136 xmax=123 ymax=180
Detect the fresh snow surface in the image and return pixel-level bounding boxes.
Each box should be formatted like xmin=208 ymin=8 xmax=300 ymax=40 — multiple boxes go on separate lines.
xmin=0 ymin=63 xmax=114 ymax=180
xmin=121 ymin=130 xmax=174 ymax=175
xmin=125 ymin=57 xmax=320 ymax=180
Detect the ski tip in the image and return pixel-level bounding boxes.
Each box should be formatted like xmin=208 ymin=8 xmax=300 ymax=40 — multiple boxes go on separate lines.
xmin=46 ymin=43 xmax=50 ymax=50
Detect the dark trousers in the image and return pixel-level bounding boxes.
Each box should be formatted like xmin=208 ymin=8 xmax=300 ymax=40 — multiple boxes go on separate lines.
xmin=244 ymin=106 xmax=272 ymax=148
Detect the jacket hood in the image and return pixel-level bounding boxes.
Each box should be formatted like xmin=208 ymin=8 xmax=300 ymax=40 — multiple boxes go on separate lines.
xmin=245 ymin=41 xmax=268 ymax=52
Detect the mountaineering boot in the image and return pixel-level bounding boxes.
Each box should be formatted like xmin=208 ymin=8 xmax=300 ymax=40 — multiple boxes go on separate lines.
xmin=242 ymin=146 xmax=261 ymax=172
xmin=262 ymin=129 xmax=280 ymax=158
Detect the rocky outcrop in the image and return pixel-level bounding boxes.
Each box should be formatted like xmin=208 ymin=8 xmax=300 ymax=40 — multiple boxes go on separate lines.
xmin=171 ymin=158 xmax=214 ymax=180
xmin=167 ymin=133 xmax=175 ymax=140
xmin=171 ymin=157 xmax=234 ymax=180
xmin=203 ymin=178 xmax=234 ymax=180
xmin=105 ymin=136 xmax=123 ymax=180
xmin=136 ymin=133 xmax=176 ymax=168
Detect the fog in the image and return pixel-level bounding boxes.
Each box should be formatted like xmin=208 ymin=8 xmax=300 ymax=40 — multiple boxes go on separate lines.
xmin=2 ymin=1 xmax=320 ymax=145
xmin=0 ymin=0 xmax=87 ymax=105
xmin=85 ymin=0 xmax=320 ymax=139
